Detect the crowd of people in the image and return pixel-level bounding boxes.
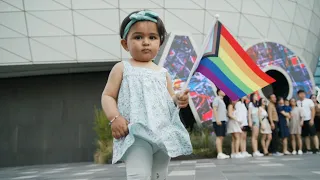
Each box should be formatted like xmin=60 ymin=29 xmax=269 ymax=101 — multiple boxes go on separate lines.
xmin=212 ymin=89 xmax=320 ymax=159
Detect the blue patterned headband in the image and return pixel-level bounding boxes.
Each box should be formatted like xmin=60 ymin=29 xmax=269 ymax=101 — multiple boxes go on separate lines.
xmin=122 ymin=10 xmax=158 ymax=39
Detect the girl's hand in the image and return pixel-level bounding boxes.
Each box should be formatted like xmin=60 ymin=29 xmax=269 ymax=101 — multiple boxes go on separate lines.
xmin=248 ymin=122 xmax=252 ymax=128
xmin=261 ymin=124 xmax=265 ymax=131
xmin=177 ymin=89 xmax=190 ymax=108
xmin=111 ymin=116 xmax=129 ymax=139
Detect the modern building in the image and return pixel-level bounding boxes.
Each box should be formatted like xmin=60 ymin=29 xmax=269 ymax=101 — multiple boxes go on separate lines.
xmin=1 ymin=0 xmax=320 ymax=167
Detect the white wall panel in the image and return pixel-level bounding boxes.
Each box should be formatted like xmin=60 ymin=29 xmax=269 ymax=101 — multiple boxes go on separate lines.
xmin=165 ymin=0 xmax=203 ymax=9
xmin=242 ymin=0 xmax=269 ymax=17
xmin=26 ymin=13 xmax=71 ymax=36
xmin=206 ymin=0 xmax=239 ymax=12
xmin=24 ymin=0 xmax=68 ymax=11
xmin=254 ymin=0 xmax=273 ymax=16
xmin=0 ymin=49 xmax=30 ymax=64
xmin=0 ymin=1 xmax=21 ymax=12
xmin=73 ymin=12 xmax=116 ymax=35
xmin=2 ymin=0 xmax=24 ymax=10
xmin=30 ymin=38 xmax=74 ymax=62
xmin=28 ymin=11 xmax=73 ymax=34
xmin=267 ymin=20 xmax=287 ymax=45
xmin=0 ymin=0 xmax=319 ymax=74
xmin=0 ymin=38 xmax=31 ymax=60
xmin=32 ymin=36 xmax=76 ymax=59
xmin=0 ymin=26 xmax=24 ymax=38
xmin=0 ymin=12 xmax=27 ymax=36
xmin=72 ymin=0 xmax=116 ymax=9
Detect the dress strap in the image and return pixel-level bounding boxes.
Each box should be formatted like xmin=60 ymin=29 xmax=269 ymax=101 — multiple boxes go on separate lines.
xmin=122 ymin=60 xmax=132 ymax=74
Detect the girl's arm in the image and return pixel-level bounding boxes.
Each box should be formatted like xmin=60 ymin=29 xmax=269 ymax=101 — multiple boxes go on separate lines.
xmin=227 ymin=104 xmax=237 ymax=120
xmin=101 ymin=62 xmax=123 ymax=120
xmin=248 ymin=104 xmax=252 ymax=126
xmin=258 ymin=107 xmax=263 ymax=124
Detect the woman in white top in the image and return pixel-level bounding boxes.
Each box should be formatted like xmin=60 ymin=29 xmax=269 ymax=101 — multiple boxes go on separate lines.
xmin=235 ymin=96 xmax=251 ymax=157
xmin=226 ymin=97 xmax=243 ymax=158
xmin=258 ymin=98 xmax=272 ymax=155
xmin=248 ymin=93 xmax=264 ymax=157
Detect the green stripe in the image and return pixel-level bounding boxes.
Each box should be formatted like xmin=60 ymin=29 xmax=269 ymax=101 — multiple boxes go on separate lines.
xmin=208 ymin=56 xmax=254 ymax=94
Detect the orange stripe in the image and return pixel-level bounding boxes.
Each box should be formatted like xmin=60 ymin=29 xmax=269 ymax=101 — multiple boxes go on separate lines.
xmin=220 ymin=25 xmax=275 ymax=84
xmin=219 ymin=35 xmax=268 ymax=87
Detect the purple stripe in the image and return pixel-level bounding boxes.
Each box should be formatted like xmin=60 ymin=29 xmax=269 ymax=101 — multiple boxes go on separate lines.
xmin=197 ymin=64 xmax=239 ymax=100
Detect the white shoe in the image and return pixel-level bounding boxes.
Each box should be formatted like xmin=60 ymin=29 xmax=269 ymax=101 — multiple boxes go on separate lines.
xmin=234 ymin=153 xmax=244 ymax=159
xmin=272 ymin=152 xmax=284 ymax=156
xmin=298 ymin=150 xmax=303 ymax=155
xmin=305 ymin=151 xmax=313 ymax=154
xmin=284 ymin=151 xmax=291 ymax=155
xmin=253 ymin=151 xmax=264 ymax=157
xmin=292 ymin=150 xmax=297 ymax=155
xmin=217 ymin=153 xmax=230 ymax=159
xmin=241 ymin=151 xmax=252 ymax=157
xmin=230 ymin=153 xmax=236 ymax=159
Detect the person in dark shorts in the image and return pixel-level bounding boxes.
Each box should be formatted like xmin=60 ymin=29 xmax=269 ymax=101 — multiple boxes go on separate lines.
xmin=212 ymin=89 xmax=230 ymax=159
xmin=310 ymin=94 xmax=320 ymax=133
xmin=297 ymin=90 xmax=320 ymax=154
xmin=268 ymin=94 xmax=284 ymax=156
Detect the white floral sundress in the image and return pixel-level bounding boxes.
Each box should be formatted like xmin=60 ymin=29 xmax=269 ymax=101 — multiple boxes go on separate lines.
xmin=112 ymin=61 xmax=193 ymax=164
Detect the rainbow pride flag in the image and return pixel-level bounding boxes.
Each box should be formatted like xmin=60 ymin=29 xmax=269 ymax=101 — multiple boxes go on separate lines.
xmin=195 ymin=21 xmax=275 ymax=100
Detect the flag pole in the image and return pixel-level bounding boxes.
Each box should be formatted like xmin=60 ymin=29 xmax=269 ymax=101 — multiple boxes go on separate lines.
xmin=181 ymin=14 xmax=220 ymax=92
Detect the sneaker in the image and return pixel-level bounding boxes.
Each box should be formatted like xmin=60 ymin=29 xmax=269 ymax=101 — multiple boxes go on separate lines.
xmin=298 ymin=150 xmax=303 ymax=155
xmin=305 ymin=150 xmax=313 ymax=154
xmin=284 ymin=151 xmax=291 ymax=155
xmin=217 ymin=153 xmax=230 ymax=159
xmin=234 ymin=153 xmax=244 ymax=159
xmin=291 ymin=150 xmax=297 ymax=155
xmin=316 ymin=150 xmax=320 ymax=154
xmin=230 ymin=153 xmax=235 ymax=159
xmin=241 ymin=151 xmax=252 ymax=157
xmin=253 ymin=151 xmax=264 ymax=157
xmin=272 ymin=152 xmax=284 ymax=156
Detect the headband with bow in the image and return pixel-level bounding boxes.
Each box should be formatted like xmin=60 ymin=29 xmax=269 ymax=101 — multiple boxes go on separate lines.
xmin=122 ymin=10 xmax=159 ymax=39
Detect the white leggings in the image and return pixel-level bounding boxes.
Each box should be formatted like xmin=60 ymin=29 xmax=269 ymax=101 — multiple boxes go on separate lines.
xmin=123 ymin=138 xmax=171 ymax=180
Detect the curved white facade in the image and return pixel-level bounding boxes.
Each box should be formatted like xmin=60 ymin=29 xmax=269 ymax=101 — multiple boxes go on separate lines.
xmin=0 ymin=0 xmax=319 ymax=72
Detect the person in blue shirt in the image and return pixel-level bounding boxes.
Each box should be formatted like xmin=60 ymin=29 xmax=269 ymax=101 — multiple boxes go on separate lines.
xmin=277 ymin=97 xmax=291 ymax=155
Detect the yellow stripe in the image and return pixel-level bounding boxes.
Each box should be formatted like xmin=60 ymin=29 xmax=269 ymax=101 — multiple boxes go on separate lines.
xmin=220 ymin=36 xmax=268 ymax=87
xmin=219 ymin=47 xmax=261 ymax=91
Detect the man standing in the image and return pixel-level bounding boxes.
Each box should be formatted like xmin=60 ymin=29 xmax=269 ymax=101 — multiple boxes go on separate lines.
xmin=268 ymin=94 xmax=283 ymax=156
xmin=212 ymin=89 xmax=230 ymax=159
xmin=296 ymin=90 xmax=320 ymax=154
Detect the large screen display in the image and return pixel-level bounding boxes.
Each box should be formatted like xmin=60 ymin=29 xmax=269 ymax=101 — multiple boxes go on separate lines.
xmin=158 ymin=35 xmax=216 ymax=122
xmin=246 ymin=42 xmax=314 ymax=98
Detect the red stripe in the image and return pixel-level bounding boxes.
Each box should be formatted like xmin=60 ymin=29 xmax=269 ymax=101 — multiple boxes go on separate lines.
xmin=220 ymin=25 xmax=275 ymax=84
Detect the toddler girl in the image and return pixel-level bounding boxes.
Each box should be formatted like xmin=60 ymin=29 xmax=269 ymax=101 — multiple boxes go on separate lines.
xmin=101 ymin=10 xmax=192 ymax=180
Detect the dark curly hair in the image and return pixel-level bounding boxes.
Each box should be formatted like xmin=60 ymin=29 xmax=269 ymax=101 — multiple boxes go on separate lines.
xmin=119 ymin=10 xmax=167 ymax=45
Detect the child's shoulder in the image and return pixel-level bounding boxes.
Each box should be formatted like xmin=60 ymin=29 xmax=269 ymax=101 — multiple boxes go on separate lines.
xmin=109 ymin=62 xmax=124 ymax=75
xmin=113 ymin=61 xmax=125 ymax=70
xmin=152 ymin=62 xmax=166 ymax=71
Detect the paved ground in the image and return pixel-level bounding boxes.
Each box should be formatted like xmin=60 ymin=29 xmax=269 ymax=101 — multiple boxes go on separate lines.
xmin=1 ymin=155 xmax=320 ymax=180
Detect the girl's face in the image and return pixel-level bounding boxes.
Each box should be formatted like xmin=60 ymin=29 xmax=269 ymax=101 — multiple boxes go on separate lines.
xmin=290 ymin=99 xmax=296 ymax=106
xmin=261 ymin=98 xmax=266 ymax=105
xmin=122 ymin=21 xmax=160 ymax=62
xmin=311 ymin=95 xmax=317 ymax=103
xmin=253 ymin=94 xmax=258 ymax=101
xmin=284 ymin=100 xmax=289 ymax=106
